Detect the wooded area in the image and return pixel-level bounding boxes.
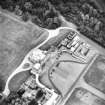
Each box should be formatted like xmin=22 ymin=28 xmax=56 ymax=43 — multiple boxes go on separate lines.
xmin=0 ymin=0 xmax=105 ymax=47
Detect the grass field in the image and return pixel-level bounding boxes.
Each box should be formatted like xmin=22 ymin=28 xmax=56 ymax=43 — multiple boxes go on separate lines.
xmin=0 ymin=13 xmax=48 ymax=92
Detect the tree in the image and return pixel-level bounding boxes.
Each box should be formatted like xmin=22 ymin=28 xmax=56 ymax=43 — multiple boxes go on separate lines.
xmin=28 ymin=99 xmax=38 ymax=105
xmin=21 ymin=12 xmax=30 ymax=22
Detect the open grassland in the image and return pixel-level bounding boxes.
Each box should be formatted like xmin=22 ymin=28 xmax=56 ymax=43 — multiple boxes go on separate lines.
xmin=0 ymin=13 xmax=48 ymax=92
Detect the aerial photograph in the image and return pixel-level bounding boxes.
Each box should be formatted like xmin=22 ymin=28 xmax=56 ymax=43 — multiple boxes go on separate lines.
xmin=0 ymin=0 xmax=105 ymax=105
